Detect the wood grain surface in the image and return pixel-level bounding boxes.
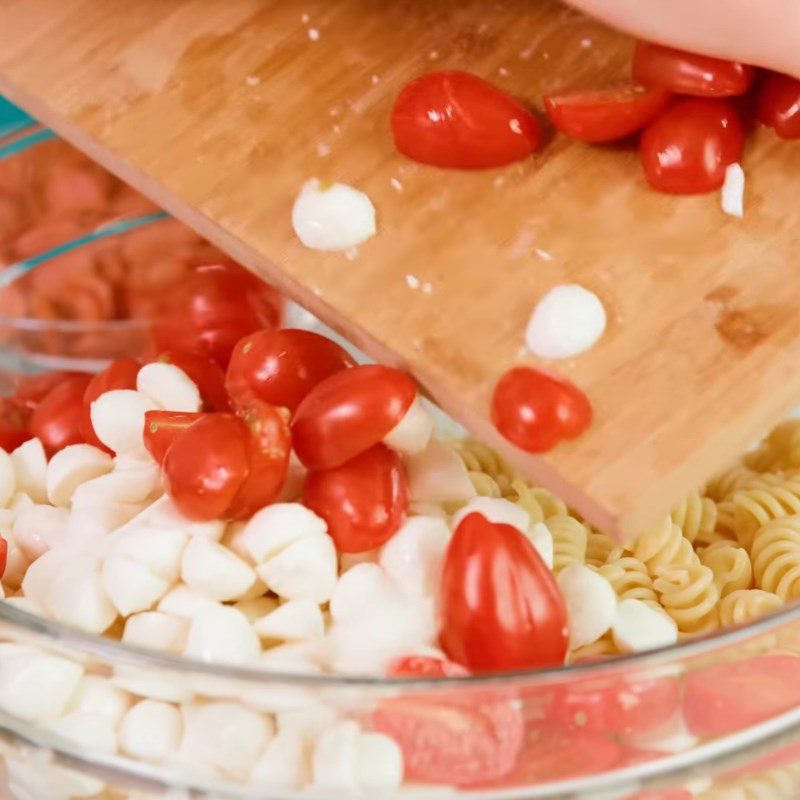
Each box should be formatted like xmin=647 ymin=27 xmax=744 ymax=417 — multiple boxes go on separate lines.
xmin=0 ymin=0 xmax=798 ymax=539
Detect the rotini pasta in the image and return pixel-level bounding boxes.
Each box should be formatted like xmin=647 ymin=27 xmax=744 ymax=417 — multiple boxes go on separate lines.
xmin=508 ymin=478 xmax=567 ymax=525
xmin=568 ymin=632 xmax=619 ymax=662
xmin=653 ymin=564 xmax=720 ymax=635
xmin=585 ymin=530 xmax=618 ymax=568
xmin=696 ymin=764 xmax=800 ymax=800
xmin=718 ymin=589 xmax=782 ymax=627
xmin=451 ymin=437 xmax=515 ymax=498
xmin=546 ymin=514 xmax=588 ymax=573
xmin=766 ymin=419 xmax=800 ymax=469
xmin=705 ymin=462 xmax=758 ymax=502
xmin=698 ymin=541 xmax=753 ymax=598
xmin=750 ymin=515 xmax=800 ymax=601
xmin=633 ymin=516 xmax=699 ymax=574
xmin=671 ymin=491 xmax=717 ymax=544
xmin=596 ymin=551 xmax=660 ymax=608
xmin=732 ymin=478 xmax=800 ymax=548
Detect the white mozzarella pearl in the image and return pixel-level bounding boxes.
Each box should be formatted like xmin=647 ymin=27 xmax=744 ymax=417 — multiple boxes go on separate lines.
xmin=404 ymin=439 xmax=476 ymax=504
xmin=11 ymin=438 xmax=48 ymax=504
xmin=12 ymin=504 xmax=68 ymax=560
xmin=382 ymin=395 xmax=433 ymax=456
xmin=183 ymin=605 xmax=261 ymax=664
xmin=612 ymin=599 xmax=678 ymax=653
xmin=626 ymin=709 xmax=698 ymax=754
xmin=89 ymin=390 xmax=158 ymax=457
xmin=558 ymin=563 xmax=618 ymax=650
xmin=240 ymin=503 xmax=327 ymax=563
xmin=234 ymin=596 xmax=280 ymax=623
xmin=181 ymin=536 xmax=257 ymax=601
xmin=276 ymin=705 xmax=340 ymax=744
xmin=0 ymin=448 xmax=16 ymax=507
xmin=111 ymin=666 xmax=194 ymax=704
xmin=379 ymin=516 xmax=449 ymax=598
xmin=102 ymin=555 xmax=171 ymax=617
xmin=71 ymin=460 xmax=160 ymax=507
xmin=46 ymin=444 xmax=113 ymax=507
xmin=136 ymin=362 xmax=201 ymax=412
xmin=292 ymin=178 xmax=376 ymax=252
xmin=529 ymin=521 xmax=554 ymax=569
xmin=67 ymin=676 xmax=132 ymax=727
xmin=257 ymin=533 xmax=337 ymax=603
xmin=312 ymin=720 xmax=360 ymax=792
xmin=355 ymin=732 xmax=404 ymax=792
xmin=119 ymin=699 xmax=182 ymax=762
xmin=157 ymin=584 xmax=219 ymax=619
xmin=111 ymin=525 xmax=187 ymax=583
xmin=254 ymin=599 xmax=325 ymax=642
xmin=451 ymin=496 xmax=530 ymax=533
xmin=43 ymin=712 xmax=117 ymax=754
xmin=2 ymin=533 xmax=30 ymax=591
xmin=122 ymin=612 xmax=189 ymax=654
xmin=250 ymin=730 xmax=308 ymax=790
xmin=330 ymin=564 xmax=401 ymax=625
xmin=119 ymin=494 xmax=225 ymax=541
xmin=65 ymin=501 xmax=145 ymax=552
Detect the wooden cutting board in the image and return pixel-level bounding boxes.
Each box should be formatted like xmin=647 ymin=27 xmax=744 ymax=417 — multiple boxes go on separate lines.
xmin=0 ymin=0 xmax=798 ymax=539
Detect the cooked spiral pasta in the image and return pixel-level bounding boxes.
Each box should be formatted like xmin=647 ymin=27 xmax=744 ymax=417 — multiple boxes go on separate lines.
xmin=596 ymin=553 xmax=659 ymax=608
xmin=706 ymin=462 xmax=759 ymax=502
xmin=451 ymin=438 xmax=515 ymax=498
xmin=697 ymin=764 xmax=800 ymax=800
xmin=732 ymin=478 xmax=800 ymax=548
xmin=547 ymin=514 xmax=588 ymax=573
xmin=653 ymin=564 xmax=720 ymax=635
xmin=743 ymin=442 xmax=784 ymax=473
xmin=569 ymin=632 xmax=619 ymax=662
xmin=585 ymin=530 xmax=618 ymax=568
xmin=718 ymin=589 xmax=782 ymax=627
xmin=633 ymin=516 xmax=699 ymax=574
xmin=671 ymin=491 xmax=717 ymax=544
xmin=750 ymin=515 xmax=800 ymax=601
xmin=699 ymin=541 xmax=753 ymax=598
xmin=508 ymin=478 xmax=567 ymax=525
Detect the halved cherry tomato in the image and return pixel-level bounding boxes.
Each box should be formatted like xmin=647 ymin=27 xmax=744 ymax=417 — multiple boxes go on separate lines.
xmin=757 ymin=72 xmax=800 ymax=139
xmin=683 ymin=654 xmax=800 ymax=738
xmin=550 ymin=675 xmax=681 ymax=735
xmin=388 ymin=655 xmax=469 ymax=679
xmin=0 ymin=398 xmax=31 ymax=452
xmin=153 ymin=263 xmax=283 ymax=368
xmin=292 ymin=364 xmax=417 ymax=469
xmin=632 ymin=42 xmax=755 ymax=97
xmin=392 ymin=70 xmax=541 ymax=169
xmin=30 ymin=374 xmax=92 ymax=455
xmin=544 ymin=87 xmax=671 ymax=142
xmin=373 ymin=683 xmax=524 ymax=785
xmin=492 ymin=367 xmax=592 ymax=453
xmin=162 ymin=413 xmax=250 ymax=520
xmin=143 ymin=410 xmax=206 ymax=466
xmin=639 ymin=98 xmax=744 ymax=194
xmin=0 ymin=536 xmax=7 ymax=579
xmin=487 ymin=724 xmax=621 ymax=787
xmin=80 ymin=357 xmax=141 ymax=451
xmin=157 ymin=350 xmax=230 ymax=411
xmin=12 ymin=371 xmax=80 ymax=411
xmin=303 ymin=444 xmax=408 ymax=553
xmin=439 ymin=513 xmax=568 ymax=672
xmin=226 ymin=328 xmax=356 ymax=414
xmin=228 ymin=399 xmax=291 ymax=519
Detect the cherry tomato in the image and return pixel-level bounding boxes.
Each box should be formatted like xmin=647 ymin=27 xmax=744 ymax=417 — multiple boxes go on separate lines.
xmin=228 ymin=399 xmax=291 ymax=519
xmin=143 ymin=410 xmax=206 ymax=466
xmin=616 ymin=747 xmax=671 ymax=768
xmin=550 ymin=675 xmax=681 ymax=735
xmin=492 ymin=367 xmax=592 ymax=453
xmin=303 ymin=444 xmax=408 ymax=553
xmin=373 ymin=683 xmax=524 ymax=785
xmin=292 ymin=364 xmax=417 ymax=470
xmin=0 ymin=536 xmax=7 ymax=579
xmin=29 ymin=374 xmax=92 ymax=455
xmin=226 ymin=329 xmax=356 ymax=414
xmin=162 ymin=413 xmax=250 ymax=520
xmin=80 ymin=358 xmax=141 ymax=451
xmin=387 ymin=655 xmax=469 ymax=679
xmin=12 ymin=371 xmax=80 ymax=410
xmin=757 ymin=72 xmax=800 ymax=139
xmin=633 ymin=42 xmax=755 ymax=97
xmin=487 ymin=724 xmax=621 ymax=787
xmin=0 ymin=398 xmax=31 ymax=452
xmin=439 ymin=512 xmax=568 ymax=672
xmin=639 ymin=98 xmax=744 ymax=194
xmin=683 ymin=654 xmax=800 ymax=738
xmin=153 ymin=263 xmax=283 ymax=368
xmin=157 ymin=350 xmax=230 ymax=411
xmin=392 ymin=70 xmax=541 ymax=169
xmin=544 ymin=87 xmax=671 ymax=142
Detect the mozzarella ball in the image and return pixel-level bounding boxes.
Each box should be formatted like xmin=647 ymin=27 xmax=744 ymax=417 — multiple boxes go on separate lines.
xmin=46 ymin=444 xmax=113 ymax=507
xmin=120 ymin=700 xmax=182 ymax=762
xmin=355 ymin=732 xmax=404 ymax=792
xmin=240 ymin=503 xmax=327 ymax=563
xmin=257 ymin=533 xmax=337 ymax=603
xmin=404 ymin=439 xmax=476 ymax=504
xmin=11 ymin=438 xmax=48 ymax=504
xmin=312 ymin=720 xmax=360 ymax=792
xmin=157 ymin=584 xmax=219 ymax=619
xmin=379 ymin=516 xmax=449 ymax=598
xmin=558 ymin=564 xmax=618 ymax=650
xmin=102 ymin=555 xmax=171 ymax=617
xmin=71 ymin=460 xmax=160 ymax=507
xmin=67 ymin=676 xmax=132 ymax=727
xmin=181 ymin=536 xmax=257 ymax=601
xmin=451 ymin=496 xmax=529 ymax=533
xmin=382 ymin=395 xmax=433 ymax=456
xmin=120 ymin=494 xmax=225 ymax=541
xmin=529 ymin=521 xmax=554 ymax=569
xmin=250 ymin=730 xmax=308 ymax=790
xmin=122 ymin=612 xmax=189 ymax=654
xmin=112 ymin=666 xmax=194 ymax=704
xmin=330 ymin=564 xmax=401 ymax=625
xmin=254 ymin=599 xmax=325 ymax=642
xmin=136 ymin=362 xmax=201 ymax=412
xmin=612 ymin=599 xmax=678 ymax=653
xmin=12 ymin=504 xmax=68 ymax=561
xmin=111 ymin=525 xmax=188 ymax=583
xmin=184 ymin=605 xmax=261 ymax=664
xmin=43 ymin=712 xmax=117 ymax=754
xmin=277 ymin=705 xmax=340 ymax=744
xmin=0 ymin=448 xmax=16 ymax=507
xmin=89 ymin=390 xmax=158 ymax=457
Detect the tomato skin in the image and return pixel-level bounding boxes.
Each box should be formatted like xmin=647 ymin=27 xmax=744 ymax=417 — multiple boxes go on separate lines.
xmin=633 ymin=42 xmax=755 ymax=97
xmin=80 ymin=358 xmax=141 ymax=451
xmin=157 ymin=350 xmax=230 ymax=411
xmin=683 ymin=654 xmax=800 ymax=738
xmin=0 ymin=398 xmax=32 ymax=452
xmin=226 ymin=328 xmax=356 ymax=414
xmin=30 ymin=374 xmax=93 ymax=455
xmin=162 ymin=413 xmax=250 ymax=521
xmin=303 ymin=444 xmax=408 ymax=553
xmin=387 ymin=655 xmax=469 ymax=679
xmin=228 ymin=399 xmax=291 ymax=519
xmin=0 ymin=536 xmax=7 ymax=579
xmin=143 ymin=410 xmax=206 ymax=466
xmin=13 ymin=371 xmax=81 ymax=411
xmin=624 ymin=790 xmax=692 ymax=800
xmin=639 ymin=98 xmax=745 ymax=194
xmin=439 ymin=513 xmax=568 ymax=672
xmin=757 ymin=72 xmax=800 ymax=139
xmin=153 ymin=263 xmax=283 ymax=368
xmin=392 ymin=70 xmax=541 ymax=169
xmin=492 ymin=367 xmax=592 ymax=453
xmin=292 ymin=364 xmax=417 ymax=469
xmin=544 ymin=87 xmax=671 ymax=142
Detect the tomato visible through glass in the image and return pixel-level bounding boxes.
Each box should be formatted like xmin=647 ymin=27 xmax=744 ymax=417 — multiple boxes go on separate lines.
xmin=143 ymin=410 xmax=206 ymax=466
xmin=292 ymin=364 xmax=417 ymax=469
xmin=757 ymin=72 xmax=800 ymax=139
xmin=633 ymin=42 xmax=755 ymax=97
xmin=439 ymin=512 xmax=568 ymax=672
xmin=639 ymin=98 xmax=744 ymax=194
xmin=387 ymin=655 xmax=469 ymax=679
xmin=492 ymin=367 xmax=592 ymax=453
xmin=392 ymin=70 xmax=541 ymax=169
xmin=303 ymin=444 xmax=408 ymax=553
xmin=0 ymin=398 xmax=31 ymax=452
xmin=30 ymin=373 xmax=93 ymax=455
xmin=544 ymin=87 xmax=671 ymax=142
xmin=158 ymin=350 xmax=230 ymax=411
xmin=226 ymin=328 xmax=356 ymax=414
xmin=81 ymin=357 xmax=141 ymax=451
xmin=12 ymin=371 xmax=79 ymax=411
